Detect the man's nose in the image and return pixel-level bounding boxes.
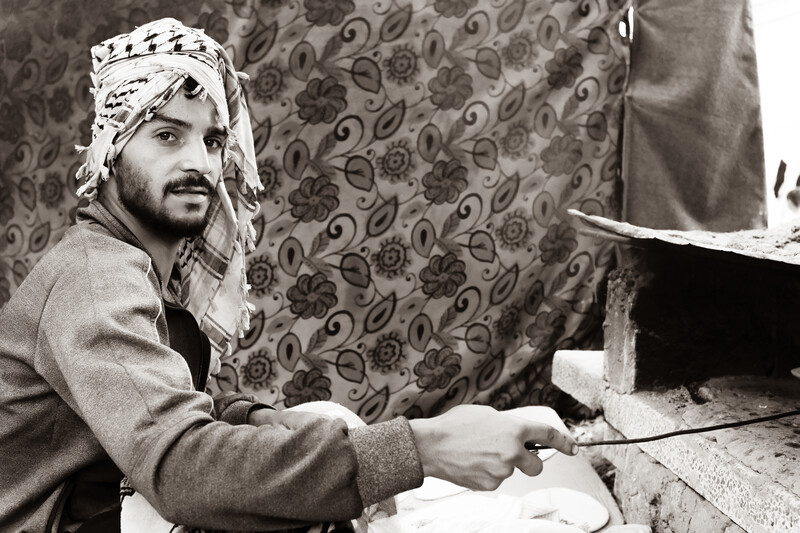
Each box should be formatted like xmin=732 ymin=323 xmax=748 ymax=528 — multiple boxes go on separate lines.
xmin=179 ymin=136 xmax=213 ymax=176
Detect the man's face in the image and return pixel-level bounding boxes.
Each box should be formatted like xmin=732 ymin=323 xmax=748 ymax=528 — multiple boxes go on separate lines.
xmin=113 ymin=90 xmax=226 ymax=238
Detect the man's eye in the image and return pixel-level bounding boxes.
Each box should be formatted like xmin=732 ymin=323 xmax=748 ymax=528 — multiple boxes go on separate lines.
xmin=205 ymin=138 xmax=223 ymax=149
xmin=157 ymin=132 xmax=176 ymax=142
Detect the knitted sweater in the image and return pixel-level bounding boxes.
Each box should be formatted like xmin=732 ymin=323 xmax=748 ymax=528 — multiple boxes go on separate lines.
xmin=0 ymin=202 xmax=423 ymax=532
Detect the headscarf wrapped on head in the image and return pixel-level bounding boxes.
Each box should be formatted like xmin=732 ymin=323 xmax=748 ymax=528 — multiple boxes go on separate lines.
xmin=76 ymin=18 xmax=262 ymax=373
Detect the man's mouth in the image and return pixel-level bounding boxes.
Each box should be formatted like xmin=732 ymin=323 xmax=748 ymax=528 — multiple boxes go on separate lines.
xmin=171 ymin=186 xmax=211 ymax=195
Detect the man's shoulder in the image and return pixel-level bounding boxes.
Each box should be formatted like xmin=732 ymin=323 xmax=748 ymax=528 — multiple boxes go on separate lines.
xmin=2 ymin=221 xmax=159 ymax=321
xmin=31 ymin=220 xmax=155 ymax=298
xmin=55 ymin=220 xmax=151 ymax=272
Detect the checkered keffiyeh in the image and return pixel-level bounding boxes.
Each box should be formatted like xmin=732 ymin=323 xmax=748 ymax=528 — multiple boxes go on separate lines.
xmin=75 ymin=18 xmax=262 ymax=371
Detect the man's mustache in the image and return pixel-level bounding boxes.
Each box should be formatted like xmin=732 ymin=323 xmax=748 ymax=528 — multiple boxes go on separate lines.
xmin=165 ymin=175 xmax=214 ymax=194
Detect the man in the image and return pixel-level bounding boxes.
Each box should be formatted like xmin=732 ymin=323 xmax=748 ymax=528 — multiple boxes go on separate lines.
xmin=0 ymin=18 xmax=578 ymax=532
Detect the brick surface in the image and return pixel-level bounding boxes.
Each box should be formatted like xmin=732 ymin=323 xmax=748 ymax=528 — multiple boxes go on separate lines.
xmin=603 ymin=265 xmax=649 ymax=394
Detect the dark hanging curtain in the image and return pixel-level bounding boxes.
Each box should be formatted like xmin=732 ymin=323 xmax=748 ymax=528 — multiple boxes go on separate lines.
xmin=622 ymin=0 xmax=766 ymax=230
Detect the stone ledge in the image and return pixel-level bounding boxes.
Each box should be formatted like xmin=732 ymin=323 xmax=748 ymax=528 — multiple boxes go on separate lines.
xmin=552 ymin=349 xmax=606 ymax=411
xmin=600 ymin=421 xmax=746 ymax=533
xmin=553 ymin=350 xmax=800 ymax=533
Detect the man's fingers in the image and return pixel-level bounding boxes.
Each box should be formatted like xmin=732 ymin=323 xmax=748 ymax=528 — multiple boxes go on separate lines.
xmin=516 ymin=450 xmax=544 ymax=477
xmin=522 ymin=422 xmax=578 ymax=456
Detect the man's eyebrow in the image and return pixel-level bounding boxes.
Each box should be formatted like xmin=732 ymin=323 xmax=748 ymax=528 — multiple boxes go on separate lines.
xmin=149 ymin=113 xmax=190 ymax=130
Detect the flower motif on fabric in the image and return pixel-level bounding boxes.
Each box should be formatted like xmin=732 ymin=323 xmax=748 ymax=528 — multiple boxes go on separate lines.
xmin=422 ymin=158 xmax=469 ymax=205
xmin=368 ymin=331 xmax=407 ymax=374
xmin=89 ymin=17 xmax=126 ymax=47
xmin=55 ymin=0 xmax=84 ymax=38
xmin=296 ymin=76 xmax=348 ymax=124
xmin=434 ymin=0 xmax=478 ymax=18
xmin=47 ymin=87 xmax=74 ymax=123
xmin=39 ymin=172 xmax=64 ymax=210
xmin=377 ymin=139 xmax=415 ymax=183
xmin=526 ymin=309 xmax=567 ymax=350
xmin=256 ymin=158 xmax=281 ymax=202
xmin=502 ymin=31 xmax=537 ymax=71
xmin=196 ymin=9 xmax=229 ymax=45
xmin=429 ymin=66 xmax=473 ymax=111
xmin=488 ymin=389 xmax=514 ymax=411
xmin=253 ymin=61 xmax=286 ymax=104
xmin=150 ymin=0 xmax=206 ymax=20
xmin=420 ymin=253 xmax=467 ymax=299
xmin=289 ymin=175 xmax=340 ymax=223
xmin=0 ymin=103 xmax=25 ymax=144
xmin=0 ymin=184 xmax=15 ymax=225
xmin=304 ymin=0 xmax=355 ymax=27
xmin=247 ymin=254 xmax=278 ymax=296
xmin=545 ymin=46 xmax=584 ymax=89
xmin=371 ymin=236 xmax=411 ymax=279
xmin=287 ymin=272 xmax=338 ymax=319
xmin=535 ymin=382 xmax=561 ymax=409
xmin=500 ymin=121 xmax=534 ymax=160
xmin=283 ymin=368 xmax=332 ymax=407
xmin=414 ymin=346 xmax=462 ymax=392
xmin=383 ymin=45 xmax=420 ymax=85
xmin=495 ymin=208 xmax=533 ymax=250
xmin=1 ymin=27 xmax=32 ymax=62
xmin=494 ymin=304 xmax=522 ymax=339
xmin=242 ymin=349 xmax=277 ymax=390
xmin=538 ymin=220 xmax=578 ymax=265
xmin=541 ymin=134 xmax=583 ymax=176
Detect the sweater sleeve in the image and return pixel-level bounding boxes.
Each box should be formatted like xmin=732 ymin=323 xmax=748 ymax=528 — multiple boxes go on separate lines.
xmin=39 ymin=243 xmax=422 ymax=531
xmin=349 ymin=417 xmax=423 ymax=507
xmin=211 ymin=392 xmax=270 ymax=425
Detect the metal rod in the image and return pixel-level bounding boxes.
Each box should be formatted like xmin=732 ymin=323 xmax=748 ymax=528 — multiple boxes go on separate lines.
xmin=525 ymin=409 xmax=800 ymax=451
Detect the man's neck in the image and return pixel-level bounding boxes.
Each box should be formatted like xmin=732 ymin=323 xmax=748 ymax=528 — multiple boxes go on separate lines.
xmin=97 ymin=197 xmax=180 ymax=287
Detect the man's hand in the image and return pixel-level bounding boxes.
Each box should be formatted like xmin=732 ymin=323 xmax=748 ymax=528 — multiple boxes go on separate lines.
xmin=408 ymin=405 xmax=578 ymax=491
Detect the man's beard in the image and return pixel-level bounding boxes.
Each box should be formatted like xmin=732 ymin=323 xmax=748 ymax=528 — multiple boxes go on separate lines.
xmin=114 ymin=155 xmax=214 ymax=239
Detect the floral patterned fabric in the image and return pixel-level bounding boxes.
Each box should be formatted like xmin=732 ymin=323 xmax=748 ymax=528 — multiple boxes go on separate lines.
xmin=0 ymin=0 xmax=629 ymax=421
